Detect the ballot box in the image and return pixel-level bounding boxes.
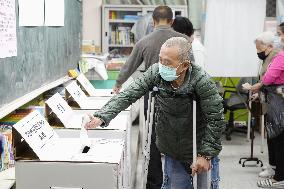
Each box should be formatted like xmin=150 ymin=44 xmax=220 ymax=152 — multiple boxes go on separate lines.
xmin=13 ymin=110 xmax=130 ymax=189
xmin=76 ymin=73 xmax=114 ymax=97
xmin=65 ymin=81 xmax=130 ymax=111
xmin=45 ymin=93 xmax=130 ymax=131
xmin=44 ymin=93 xmax=132 ymax=187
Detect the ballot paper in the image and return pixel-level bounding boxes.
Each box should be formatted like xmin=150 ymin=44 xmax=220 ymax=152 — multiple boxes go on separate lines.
xmin=242 ymin=83 xmax=252 ymax=90
xmin=80 ymin=115 xmax=91 ymax=151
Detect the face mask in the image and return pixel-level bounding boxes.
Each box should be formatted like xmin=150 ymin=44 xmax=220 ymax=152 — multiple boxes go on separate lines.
xmin=274 ymin=36 xmax=283 ymax=50
xmin=257 ymin=51 xmax=268 ymax=60
xmin=159 ymin=62 xmax=181 ymax=81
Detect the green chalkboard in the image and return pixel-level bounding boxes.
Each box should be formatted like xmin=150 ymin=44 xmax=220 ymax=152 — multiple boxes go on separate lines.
xmin=0 ymin=0 xmax=82 ymax=108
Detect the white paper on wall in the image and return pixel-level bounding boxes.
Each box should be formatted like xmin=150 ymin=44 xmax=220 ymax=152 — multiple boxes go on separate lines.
xmin=204 ymin=0 xmax=266 ymax=77
xmin=44 ymin=0 xmax=64 ymax=26
xmin=0 ymin=0 xmax=17 ymax=58
xmin=18 ymin=0 xmax=44 ymax=26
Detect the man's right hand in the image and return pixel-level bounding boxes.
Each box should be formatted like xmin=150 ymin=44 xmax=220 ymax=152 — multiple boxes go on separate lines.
xmin=84 ymin=116 xmax=103 ymax=129
xmin=112 ymin=85 xmax=122 ymax=94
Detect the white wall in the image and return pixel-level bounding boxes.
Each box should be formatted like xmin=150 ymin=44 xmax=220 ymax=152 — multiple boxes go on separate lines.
xmin=82 ymin=0 xmax=102 ymax=46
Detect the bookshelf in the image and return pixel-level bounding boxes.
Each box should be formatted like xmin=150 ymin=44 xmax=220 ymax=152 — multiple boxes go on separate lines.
xmin=102 ymin=4 xmax=188 ymax=56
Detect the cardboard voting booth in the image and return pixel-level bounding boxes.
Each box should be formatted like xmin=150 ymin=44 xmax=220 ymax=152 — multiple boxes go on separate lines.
xmin=13 ymin=110 xmax=129 ymax=189
xmin=76 ymin=73 xmax=113 ymax=97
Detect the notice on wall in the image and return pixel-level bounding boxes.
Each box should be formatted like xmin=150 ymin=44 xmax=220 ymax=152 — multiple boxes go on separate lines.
xmin=18 ymin=0 xmax=44 ymax=26
xmin=45 ymin=0 xmax=64 ymax=26
xmin=0 ymin=0 xmax=17 ymax=58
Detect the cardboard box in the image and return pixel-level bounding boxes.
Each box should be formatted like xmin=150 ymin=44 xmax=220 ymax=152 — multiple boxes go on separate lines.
xmin=13 ymin=129 xmax=129 ymax=189
xmin=12 ymin=111 xmax=130 ymax=189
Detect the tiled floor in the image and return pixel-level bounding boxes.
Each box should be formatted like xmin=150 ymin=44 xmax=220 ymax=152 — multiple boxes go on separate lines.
xmin=219 ymin=132 xmax=268 ymax=189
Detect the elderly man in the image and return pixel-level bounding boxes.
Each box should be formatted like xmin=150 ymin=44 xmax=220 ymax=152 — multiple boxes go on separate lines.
xmin=112 ymin=6 xmax=189 ymax=189
xmin=86 ymin=37 xmax=225 ymax=189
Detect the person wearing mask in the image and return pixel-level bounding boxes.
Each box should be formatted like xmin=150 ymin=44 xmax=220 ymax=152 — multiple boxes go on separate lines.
xmin=171 ymin=16 xmax=220 ymax=189
xmin=86 ymin=37 xmax=225 ymax=189
xmin=252 ymin=46 xmax=284 ymax=189
xmin=249 ymin=32 xmax=280 ymax=180
xmin=275 ymin=22 xmax=284 ymax=50
xmin=112 ymin=6 xmax=189 ymax=189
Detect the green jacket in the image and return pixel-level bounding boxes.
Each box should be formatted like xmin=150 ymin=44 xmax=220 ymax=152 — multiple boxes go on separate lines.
xmin=94 ymin=63 xmax=225 ymax=161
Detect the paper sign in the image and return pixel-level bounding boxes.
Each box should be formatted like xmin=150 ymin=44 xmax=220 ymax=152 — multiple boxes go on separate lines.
xmin=66 ymin=81 xmax=89 ymax=108
xmin=45 ymin=93 xmax=83 ymax=128
xmin=13 ymin=110 xmax=59 ymax=160
xmin=0 ymin=0 xmax=17 ymax=58
xmin=44 ymin=0 xmax=64 ymax=26
xmin=18 ymin=0 xmax=44 ymax=26
xmin=76 ymin=74 xmax=97 ymax=96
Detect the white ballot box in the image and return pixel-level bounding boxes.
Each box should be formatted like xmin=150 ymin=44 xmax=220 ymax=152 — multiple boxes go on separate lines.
xmin=13 ymin=110 xmax=130 ymax=189
xmin=45 ymin=93 xmax=130 ymax=131
xmin=65 ymin=81 xmax=130 ymax=111
xmin=76 ymin=73 xmax=114 ymax=97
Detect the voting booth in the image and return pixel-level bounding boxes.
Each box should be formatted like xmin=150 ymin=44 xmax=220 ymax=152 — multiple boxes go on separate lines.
xmin=13 ymin=110 xmax=130 ymax=189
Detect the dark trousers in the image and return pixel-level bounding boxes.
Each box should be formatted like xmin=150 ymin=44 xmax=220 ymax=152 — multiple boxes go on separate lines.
xmin=144 ymin=93 xmax=163 ymax=189
xmin=270 ymin=131 xmax=284 ymax=181
xmin=267 ymin=138 xmax=276 ymax=166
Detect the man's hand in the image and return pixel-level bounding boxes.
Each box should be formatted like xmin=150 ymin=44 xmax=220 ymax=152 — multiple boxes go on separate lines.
xmin=84 ymin=116 xmax=103 ymax=129
xmin=191 ymin=156 xmax=211 ymax=176
xmin=250 ymin=83 xmax=262 ymax=93
xmin=112 ymin=85 xmax=122 ymax=94
xmin=250 ymin=93 xmax=259 ymax=101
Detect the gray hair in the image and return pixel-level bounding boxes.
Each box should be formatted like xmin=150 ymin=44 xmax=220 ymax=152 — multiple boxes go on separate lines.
xmin=161 ymin=37 xmax=192 ymax=62
xmin=255 ymin=31 xmax=275 ymax=46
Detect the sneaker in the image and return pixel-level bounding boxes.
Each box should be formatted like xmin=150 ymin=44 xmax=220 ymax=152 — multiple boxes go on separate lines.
xmin=257 ymin=178 xmax=284 ymax=188
xmin=262 ymin=165 xmax=276 ymax=171
xmin=259 ymin=168 xmax=275 ymax=178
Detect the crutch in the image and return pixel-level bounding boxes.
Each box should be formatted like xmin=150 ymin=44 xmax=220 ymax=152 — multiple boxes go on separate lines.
xmin=193 ymin=100 xmax=197 ymax=189
xmin=142 ymin=92 xmax=155 ymax=189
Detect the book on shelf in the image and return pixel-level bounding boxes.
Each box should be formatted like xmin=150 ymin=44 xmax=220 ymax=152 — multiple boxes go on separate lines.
xmin=109 ymin=26 xmax=134 ymax=46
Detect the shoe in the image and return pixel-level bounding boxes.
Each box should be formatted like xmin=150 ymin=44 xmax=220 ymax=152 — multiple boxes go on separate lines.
xmin=257 ymin=179 xmax=284 ymax=188
xmin=259 ymin=168 xmax=275 ymax=178
xmin=262 ymin=164 xmax=276 ymax=171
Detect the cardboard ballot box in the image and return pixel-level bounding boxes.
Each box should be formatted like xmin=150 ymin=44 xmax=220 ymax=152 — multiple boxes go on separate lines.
xmin=76 ymin=73 xmax=114 ymax=97
xmin=45 ymin=92 xmax=130 ymax=131
xmin=13 ymin=110 xmax=130 ymax=189
xmin=65 ymin=81 xmax=130 ymax=110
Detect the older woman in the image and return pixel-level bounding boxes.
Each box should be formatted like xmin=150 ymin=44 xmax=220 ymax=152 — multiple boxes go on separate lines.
xmin=253 ymin=29 xmax=284 ymax=188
